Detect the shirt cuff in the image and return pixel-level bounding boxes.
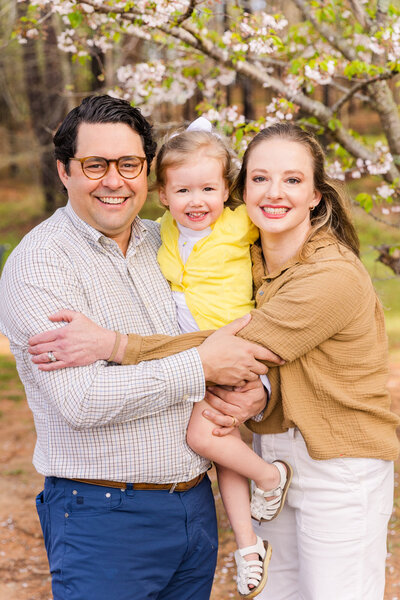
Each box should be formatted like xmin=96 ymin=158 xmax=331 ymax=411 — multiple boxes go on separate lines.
xmin=251 ymin=374 xmax=271 ymax=422
xmin=160 ymin=348 xmax=205 ymax=404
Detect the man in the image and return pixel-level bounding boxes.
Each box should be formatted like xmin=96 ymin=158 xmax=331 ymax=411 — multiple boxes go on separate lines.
xmin=0 ymin=95 xmax=274 ymax=600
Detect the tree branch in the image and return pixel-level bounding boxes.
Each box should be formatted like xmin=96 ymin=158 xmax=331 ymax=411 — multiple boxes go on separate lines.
xmin=176 ymin=0 xmax=197 ymax=24
xmin=332 ymin=70 xmax=399 ymax=113
xmin=292 ymin=0 xmax=400 ymax=166
xmin=352 ymin=201 xmax=400 ymax=229
xmin=291 ymin=0 xmax=358 ymax=62
xmin=178 ymin=23 xmax=398 ymax=178
xmin=348 ymin=0 xmax=373 ymax=30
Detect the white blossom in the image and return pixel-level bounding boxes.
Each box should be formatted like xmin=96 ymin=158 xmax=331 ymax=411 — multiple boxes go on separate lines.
xmin=304 ymin=62 xmax=334 ymax=85
xmin=202 ymin=109 xmax=222 ymax=123
xmin=81 ymin=2 xmax=95 ymax=13
xmin=217 ymin=70 xmax=236 ymax=86
xmin=57 ymin=29 xmax=77 ymax=53
xmin=26 ymin=28 xmax=39 ymax=39
xmin=326 ymin=160 xmax=345 ymax=180
xmin=368 ymin=37 xmax=385 ymax=55
xmin=249 ymin=38 xmax=275 ymax=55
xmin=377 ymin=184 xmax=395 ymax=199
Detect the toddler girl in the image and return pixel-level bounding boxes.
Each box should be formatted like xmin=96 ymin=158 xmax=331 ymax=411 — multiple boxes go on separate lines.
xmin=155 ymin=117 xmax=291 ymax=598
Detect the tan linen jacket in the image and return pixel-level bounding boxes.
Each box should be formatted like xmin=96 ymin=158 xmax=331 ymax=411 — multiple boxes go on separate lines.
xmin=123 ymin=232 xmax=399 ymax=461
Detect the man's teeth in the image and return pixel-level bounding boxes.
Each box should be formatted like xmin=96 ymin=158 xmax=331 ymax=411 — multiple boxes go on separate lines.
xmin=98 ymin=197 xmax=126 ymax=205
xmin=262 ymin=206 xmax=289 ymax=214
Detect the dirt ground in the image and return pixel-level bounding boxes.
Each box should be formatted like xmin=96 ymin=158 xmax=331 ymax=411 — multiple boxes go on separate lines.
xmin=0 ymin=337 xmax=399 ymax=600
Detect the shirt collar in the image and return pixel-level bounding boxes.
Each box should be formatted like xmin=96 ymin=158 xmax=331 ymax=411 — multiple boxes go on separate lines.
xmin=65 ymin=201 xmax=147 ymax=254
xmin=251 ymin=230 xmax=337 ymax=285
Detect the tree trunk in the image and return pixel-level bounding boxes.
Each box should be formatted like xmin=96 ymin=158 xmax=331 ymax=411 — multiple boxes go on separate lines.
xmin=18 ymin=3 xmax=67 ymax=214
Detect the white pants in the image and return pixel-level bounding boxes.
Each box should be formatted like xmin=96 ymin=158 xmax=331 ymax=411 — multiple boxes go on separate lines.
xmin=252 ymin=429 xmax=394 ymax=600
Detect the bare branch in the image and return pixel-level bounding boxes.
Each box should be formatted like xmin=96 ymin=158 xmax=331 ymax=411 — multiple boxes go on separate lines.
xmin=176 ymin=0 xmax=197 ymax=24
xmin=374 ymin=244 xmax=400 ymax=274
xmin=329 ymin=80 xmax=370 ymax=104
xmin=332 ymin=70 xmax=399 ymax=113
xmin=348 ymin=0 xmax=373 ymax=30
xmin=352 ymin=201 xmax=400 ymax=229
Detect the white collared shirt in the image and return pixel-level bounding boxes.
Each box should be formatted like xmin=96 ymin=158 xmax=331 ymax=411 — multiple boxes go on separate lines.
xmin=0 ymin=202 xmax=209 ymax=482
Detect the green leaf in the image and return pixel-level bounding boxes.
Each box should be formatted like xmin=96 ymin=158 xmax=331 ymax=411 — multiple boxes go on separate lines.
xmin=355 ymin=192 xmax=373 ymax=212
xmin=328 ymin=118 xmax=340 ymax=131
xmin=68 ymin=11 xmax=83 ymax=28
xmin=235 ymin=128 xmax=244 ymax=143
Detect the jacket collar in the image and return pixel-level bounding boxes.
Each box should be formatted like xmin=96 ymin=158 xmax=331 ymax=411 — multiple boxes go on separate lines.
xmin=251 ymin=230 xmax=337 ymax=287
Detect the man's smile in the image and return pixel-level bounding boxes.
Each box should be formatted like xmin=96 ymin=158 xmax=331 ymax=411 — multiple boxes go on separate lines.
xmin=96 ymin=196 xmax=128 ymax=205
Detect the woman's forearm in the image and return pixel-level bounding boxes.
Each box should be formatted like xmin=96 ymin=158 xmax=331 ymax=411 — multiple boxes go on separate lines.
xmin=122 ymin=330 xmax=214 ymax=365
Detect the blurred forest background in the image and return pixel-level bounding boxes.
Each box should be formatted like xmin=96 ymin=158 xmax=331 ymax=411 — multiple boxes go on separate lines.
xmin=0 ymin=1 xmax=399 ymax=598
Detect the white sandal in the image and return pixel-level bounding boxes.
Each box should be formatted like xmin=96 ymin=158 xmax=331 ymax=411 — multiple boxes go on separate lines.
xmin=250 ymin=460 xmax=293 ymax=522
xmin=234 ymin=535 xmax=272 ymax=599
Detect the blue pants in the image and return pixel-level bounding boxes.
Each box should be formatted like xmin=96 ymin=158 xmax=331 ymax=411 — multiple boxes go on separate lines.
xmin=36 ymin=475 xmax=218 ymax=600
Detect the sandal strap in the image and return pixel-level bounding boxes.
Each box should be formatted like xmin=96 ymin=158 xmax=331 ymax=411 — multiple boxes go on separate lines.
xmin=238 ymin=536 xmax=266 ymax=559
xmin=235 ymin=537 xmax=271 ymax=597
xmin=273 ymin=460 xmax=288 ymax=488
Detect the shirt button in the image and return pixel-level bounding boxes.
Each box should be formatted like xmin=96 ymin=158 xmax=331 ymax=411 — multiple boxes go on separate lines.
xmin=65 ymin=513 xmax=69 ymax=518
xmin=72 ymin=489 xmax=78 ymax=495
xmin=105 ymin=492 xmax=111 ymax=498
xmin=183 ymin=394 xmax=189 ymax=401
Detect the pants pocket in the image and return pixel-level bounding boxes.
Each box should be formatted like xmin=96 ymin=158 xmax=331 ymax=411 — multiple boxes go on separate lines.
xmin=36 ymin=490 xmax=51 ymax=558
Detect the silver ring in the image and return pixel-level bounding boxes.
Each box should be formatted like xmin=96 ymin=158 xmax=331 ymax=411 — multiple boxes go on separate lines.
xmin=47 ymin=351 xmax=57 ymax=363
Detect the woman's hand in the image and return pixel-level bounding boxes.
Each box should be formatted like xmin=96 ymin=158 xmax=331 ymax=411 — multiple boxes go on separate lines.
xmin=28 ymin=310 xmax=117 ymax=370
xmin=202 ymin=378 xmax=268 ymax=436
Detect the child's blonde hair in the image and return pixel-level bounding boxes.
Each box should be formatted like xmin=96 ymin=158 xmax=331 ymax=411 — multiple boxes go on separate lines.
xmin=155 ymin=130 xmax=240 ymax=208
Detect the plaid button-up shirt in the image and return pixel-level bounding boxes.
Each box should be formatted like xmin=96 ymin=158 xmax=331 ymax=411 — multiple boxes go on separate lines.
xmin=0 ymin=203 xmax=209 ymax=482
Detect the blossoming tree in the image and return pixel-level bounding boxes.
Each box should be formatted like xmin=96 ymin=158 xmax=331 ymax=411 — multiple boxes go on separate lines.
xmin=17 ymin=0 xmax=400 ymax=271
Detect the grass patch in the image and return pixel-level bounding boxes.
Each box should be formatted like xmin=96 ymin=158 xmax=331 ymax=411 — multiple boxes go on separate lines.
xmin=0 ymin=356 xmax=25 ymax=399
xmin=0 ymin=180 xmax=44 ymax=231
xmin=3 ymin=468 xmax=25 ymax=476
xmin=353 ymin=208 xmax=400 ymax=349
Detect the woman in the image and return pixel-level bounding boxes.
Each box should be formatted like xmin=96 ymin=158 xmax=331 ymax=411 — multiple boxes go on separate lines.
xmin=29 ymin=123 xmax=399 ymax=599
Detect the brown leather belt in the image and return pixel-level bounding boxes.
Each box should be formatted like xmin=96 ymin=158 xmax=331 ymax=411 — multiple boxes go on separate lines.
xmin=70 ymin=471 xmax=206 ymax=492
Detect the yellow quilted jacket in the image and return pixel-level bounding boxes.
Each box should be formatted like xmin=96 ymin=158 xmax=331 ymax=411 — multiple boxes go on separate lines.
xmin=157 ymin=205 xmax=259 ymax=329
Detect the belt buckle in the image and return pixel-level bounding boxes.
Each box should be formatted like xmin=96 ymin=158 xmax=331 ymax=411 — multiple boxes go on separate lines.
xmin=169 ymin=482 xmax=177 ymax=494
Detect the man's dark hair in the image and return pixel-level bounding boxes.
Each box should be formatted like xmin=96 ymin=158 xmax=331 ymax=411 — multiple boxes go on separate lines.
xmin=53 ymin=95 xmax=157 ymax=175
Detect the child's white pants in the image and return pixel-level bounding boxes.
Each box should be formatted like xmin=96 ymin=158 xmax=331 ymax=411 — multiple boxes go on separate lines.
xmin=252 ymin=428 xmax=394 ymax=600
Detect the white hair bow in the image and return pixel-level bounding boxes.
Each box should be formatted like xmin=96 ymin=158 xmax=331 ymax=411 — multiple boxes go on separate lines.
xmin=186 ymin=116 xmax=213 ymax=132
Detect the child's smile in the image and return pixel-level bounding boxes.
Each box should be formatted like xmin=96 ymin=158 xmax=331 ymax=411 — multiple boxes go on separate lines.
xmin=159 ymin=154 xmax=229 ymax=231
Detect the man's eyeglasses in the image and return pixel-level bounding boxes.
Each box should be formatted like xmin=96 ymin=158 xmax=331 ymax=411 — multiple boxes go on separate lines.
xmin=70 ymin=156 xmax=147 ymax=180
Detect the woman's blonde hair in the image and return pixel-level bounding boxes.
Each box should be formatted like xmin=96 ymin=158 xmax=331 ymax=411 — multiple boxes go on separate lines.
xmin=155 ymin=130 xmax=240 ymax=208
xmin=233 ymin=122 xmax=360 ymax=257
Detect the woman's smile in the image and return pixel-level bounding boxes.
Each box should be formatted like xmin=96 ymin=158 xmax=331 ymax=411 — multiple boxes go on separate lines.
xmin=260 ymin=204 xmax=291 ymax=218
